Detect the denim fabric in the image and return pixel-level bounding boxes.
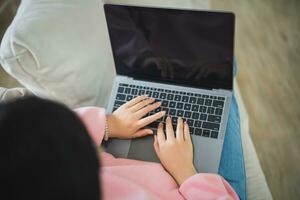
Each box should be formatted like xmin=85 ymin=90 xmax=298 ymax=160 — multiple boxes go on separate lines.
xmin=218 ymin=60 xmax=247 ymax=200
xmin=218 ymin=95 xmax=247 ymax=200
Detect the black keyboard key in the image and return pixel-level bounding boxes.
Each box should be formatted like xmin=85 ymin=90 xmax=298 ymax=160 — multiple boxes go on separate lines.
xmin=174 ymin=95 xmax=181 ymax=101
xmin=162 ymin=100 xmax=168 ymax=107
xmin=182 ymin=96 xmax=189 ymax=102
xmin=195 ymin=128 xmax=202 ymax=136
xmin=211 ymin=131 xmax=219 ymax=139
xmin=213 ymin=100 xmax=225 ymax=108
xmin=187 ymin=119 xmax=194 ymax=127
xmin=202 ymin=130 xmax=210 ymax=137
xmin=203 ymin=94 xmax=209 ymax=98
xmin=132 ymin=89 xmax=138 ymax=95
xmin=197 ymin=98 xmax=204 ymax=105
xmin=172 ymin=117 xmax=177 ymax=124
xmin=205 ymin=99 xmax=212 ymax=106
xmin=126 ymin=95 xmax=133 ymax=101
xmin=200 ymin=113 xmax=207 ymax=120
xmin=176 ymin=102 xmax=183 ymax=109
xmin=113 ymin=107 xmax=118 ymax=112
xmin=125 ymin=88 xmax=131 ymax=94
xmin=153 ymin=92 xmax=159 ymax=98
xmin=199 ymin=106 xmax=207 ymax=113
xmin=160 ymin=93 xmax=166 ymax=99
xmin=169 ymin=101 xmax=176 ymax=108
xmin=189 ymin=97 xmax=196 ymax=103
xmin=119 ymin=83 xmax=128 ymax=87
xmin=167 ymin=94 xmax=174 ymax=100
xmin=114 ymin=100 xmax=125 ymax=106
xmin=192 ymin=105 xmax=199 ymax=112
xmin=162 ymin=107 xmax=169 ymax=115
xmin=194 ymin=121 xmax=202 ymax=128
xmin=155 ymin=107 xmax=162 ymax=113
xmin=207 ymin=115 xmax=221 ymax=123
xmin=169 ymin=109 xmax=176 ymax=116
xmin=176 ymin=110 xmax=184 ymax=117
xmin=184 ymin=103 xmax=191 ymax=110
xmin=139 ymin=90 xmax=145 ymax=95
xmin=207 ymin=107 xmax=215 ymax=114
xmin=184 ymin=111 xmax=192 ymax=118
xmin=190 ymin=127 xmax=194 ymax=134
xmin=148 ymin=121 xmax=160 ymax=128
xmin=192 ymin=112 xmax=199 ymax=119
xmin=215 ymin=108 xmax=223 ymax=115
xmin=116 ymin=94 xmax=126 ymax=100
xmin=118 ymin=87 xmax=124 ymax=93
xmin=218 ymin=97 xmax=225 ymax=100
xmin=145 ymin=91 xmax=152 ymax=96
xmin=202 ymin=122 xmax=220 ymax=131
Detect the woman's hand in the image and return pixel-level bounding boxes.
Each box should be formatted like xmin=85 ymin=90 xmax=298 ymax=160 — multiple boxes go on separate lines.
xmin=106 ymin=95 xmax=165 ymax=139
xmin=154 ymin=117 xmax=197 ymax=186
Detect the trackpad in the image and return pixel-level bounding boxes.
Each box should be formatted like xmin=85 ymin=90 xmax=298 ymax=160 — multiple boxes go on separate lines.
xmin=127 ymin=135 xmax=160 ymax=163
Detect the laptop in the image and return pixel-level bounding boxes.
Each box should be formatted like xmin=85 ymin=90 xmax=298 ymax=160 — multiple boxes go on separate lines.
xmin=103 ymin=3 xmax=235 ymax=173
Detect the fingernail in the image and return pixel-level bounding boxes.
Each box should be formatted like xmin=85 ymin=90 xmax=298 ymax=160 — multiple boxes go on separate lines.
xmin=148 ymin=130 xmax=153 ymax=134
xmin=161 ymin=111 xmax=166 ymax=115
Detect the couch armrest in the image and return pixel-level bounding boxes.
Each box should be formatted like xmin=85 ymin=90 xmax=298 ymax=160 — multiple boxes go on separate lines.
xmin=234 ymin=80 xmax=273 ymax=200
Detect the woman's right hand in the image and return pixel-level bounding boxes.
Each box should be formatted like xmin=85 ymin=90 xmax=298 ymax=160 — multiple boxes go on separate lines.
xmin=153 ymin=117 xmax=197 ymax=186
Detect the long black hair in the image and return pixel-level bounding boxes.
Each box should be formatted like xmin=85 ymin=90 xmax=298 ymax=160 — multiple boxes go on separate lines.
xmin=0 ymin=97 xmax=100 ymax=200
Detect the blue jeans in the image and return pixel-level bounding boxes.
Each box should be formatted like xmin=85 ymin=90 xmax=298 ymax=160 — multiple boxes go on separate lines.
xmin=218 ymin=61 xmax=246 ymax=200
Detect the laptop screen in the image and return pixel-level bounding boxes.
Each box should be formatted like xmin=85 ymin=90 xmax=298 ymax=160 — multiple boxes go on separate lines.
xmin=104 ymin=4 xmax=235 ymax=90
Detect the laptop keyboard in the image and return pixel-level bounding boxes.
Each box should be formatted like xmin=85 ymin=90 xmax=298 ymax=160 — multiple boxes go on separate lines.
xmin=113 ymin=83 xmax=225 ymax=139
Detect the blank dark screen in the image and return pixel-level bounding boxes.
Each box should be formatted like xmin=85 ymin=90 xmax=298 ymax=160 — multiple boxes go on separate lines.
xmin=104 ymin=4 xmax=235 ymax=90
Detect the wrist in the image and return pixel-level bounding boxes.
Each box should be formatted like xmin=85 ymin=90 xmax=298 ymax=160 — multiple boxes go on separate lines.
xmin=173 ymin=165 xmax=197 ymax=186
xmin=106 ymin=114 xmax=118 ymax=138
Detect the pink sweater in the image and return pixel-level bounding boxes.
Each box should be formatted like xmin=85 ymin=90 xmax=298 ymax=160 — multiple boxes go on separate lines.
xmin=75 ymin=107 xmax=239 ymax=200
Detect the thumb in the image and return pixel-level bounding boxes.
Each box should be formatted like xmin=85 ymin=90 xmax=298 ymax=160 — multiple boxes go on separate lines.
xmin=132 ymin=129 xmax=153 ymax=138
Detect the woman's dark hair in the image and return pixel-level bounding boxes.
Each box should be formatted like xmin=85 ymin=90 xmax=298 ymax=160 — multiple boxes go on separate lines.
xmin=0 ymin=97 xmax=100 ymax=200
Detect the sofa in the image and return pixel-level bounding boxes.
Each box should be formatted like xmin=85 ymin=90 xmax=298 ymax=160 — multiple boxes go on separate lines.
xmin=0 ymin=0 xmax=273 ymax=199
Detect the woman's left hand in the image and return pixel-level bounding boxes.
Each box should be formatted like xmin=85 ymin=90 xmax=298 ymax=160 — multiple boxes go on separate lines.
xmin=106 ymin=95 xmax=165 ymax=139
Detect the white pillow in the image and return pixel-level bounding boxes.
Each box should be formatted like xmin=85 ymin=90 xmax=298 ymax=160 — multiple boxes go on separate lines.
xmin=0 ymin=0 xmax=209 ymax=108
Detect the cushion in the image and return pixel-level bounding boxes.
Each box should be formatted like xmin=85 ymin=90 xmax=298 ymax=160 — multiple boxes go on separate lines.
xmin=0 ymin=0 xmax=209 ymax=108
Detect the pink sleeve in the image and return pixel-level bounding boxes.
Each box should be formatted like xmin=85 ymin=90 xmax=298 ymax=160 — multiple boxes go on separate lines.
xmin=74 ymin=107 xmax=106 ymax=146
xmin=179 ymin=173 xmax=240 ymax=200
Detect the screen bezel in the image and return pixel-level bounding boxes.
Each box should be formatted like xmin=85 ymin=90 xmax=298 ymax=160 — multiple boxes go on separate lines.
xmin=103 ymin=4 xmax=235 ymax=90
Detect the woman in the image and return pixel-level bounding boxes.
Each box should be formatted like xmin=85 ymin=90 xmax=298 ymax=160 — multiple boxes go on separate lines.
xmin=1 ymin=96 xmax=243 ymax=200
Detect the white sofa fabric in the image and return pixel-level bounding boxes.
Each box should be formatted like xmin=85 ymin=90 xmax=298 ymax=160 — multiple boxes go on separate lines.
xmin=0 ymin=0 xmax=273 ymax=199
xmin=0 ymin=0 xmax=116 ymax=108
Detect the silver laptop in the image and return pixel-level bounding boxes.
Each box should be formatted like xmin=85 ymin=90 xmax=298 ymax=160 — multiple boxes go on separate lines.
xmin=103 ymin=4 xmax=235 ymax=173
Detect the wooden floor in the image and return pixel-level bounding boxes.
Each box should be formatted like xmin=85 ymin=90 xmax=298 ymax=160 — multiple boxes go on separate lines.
xmin=211 ymin=0 xmax=300 ymax=199
xmin=1 ymin=0 xmax=300 ymax=199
